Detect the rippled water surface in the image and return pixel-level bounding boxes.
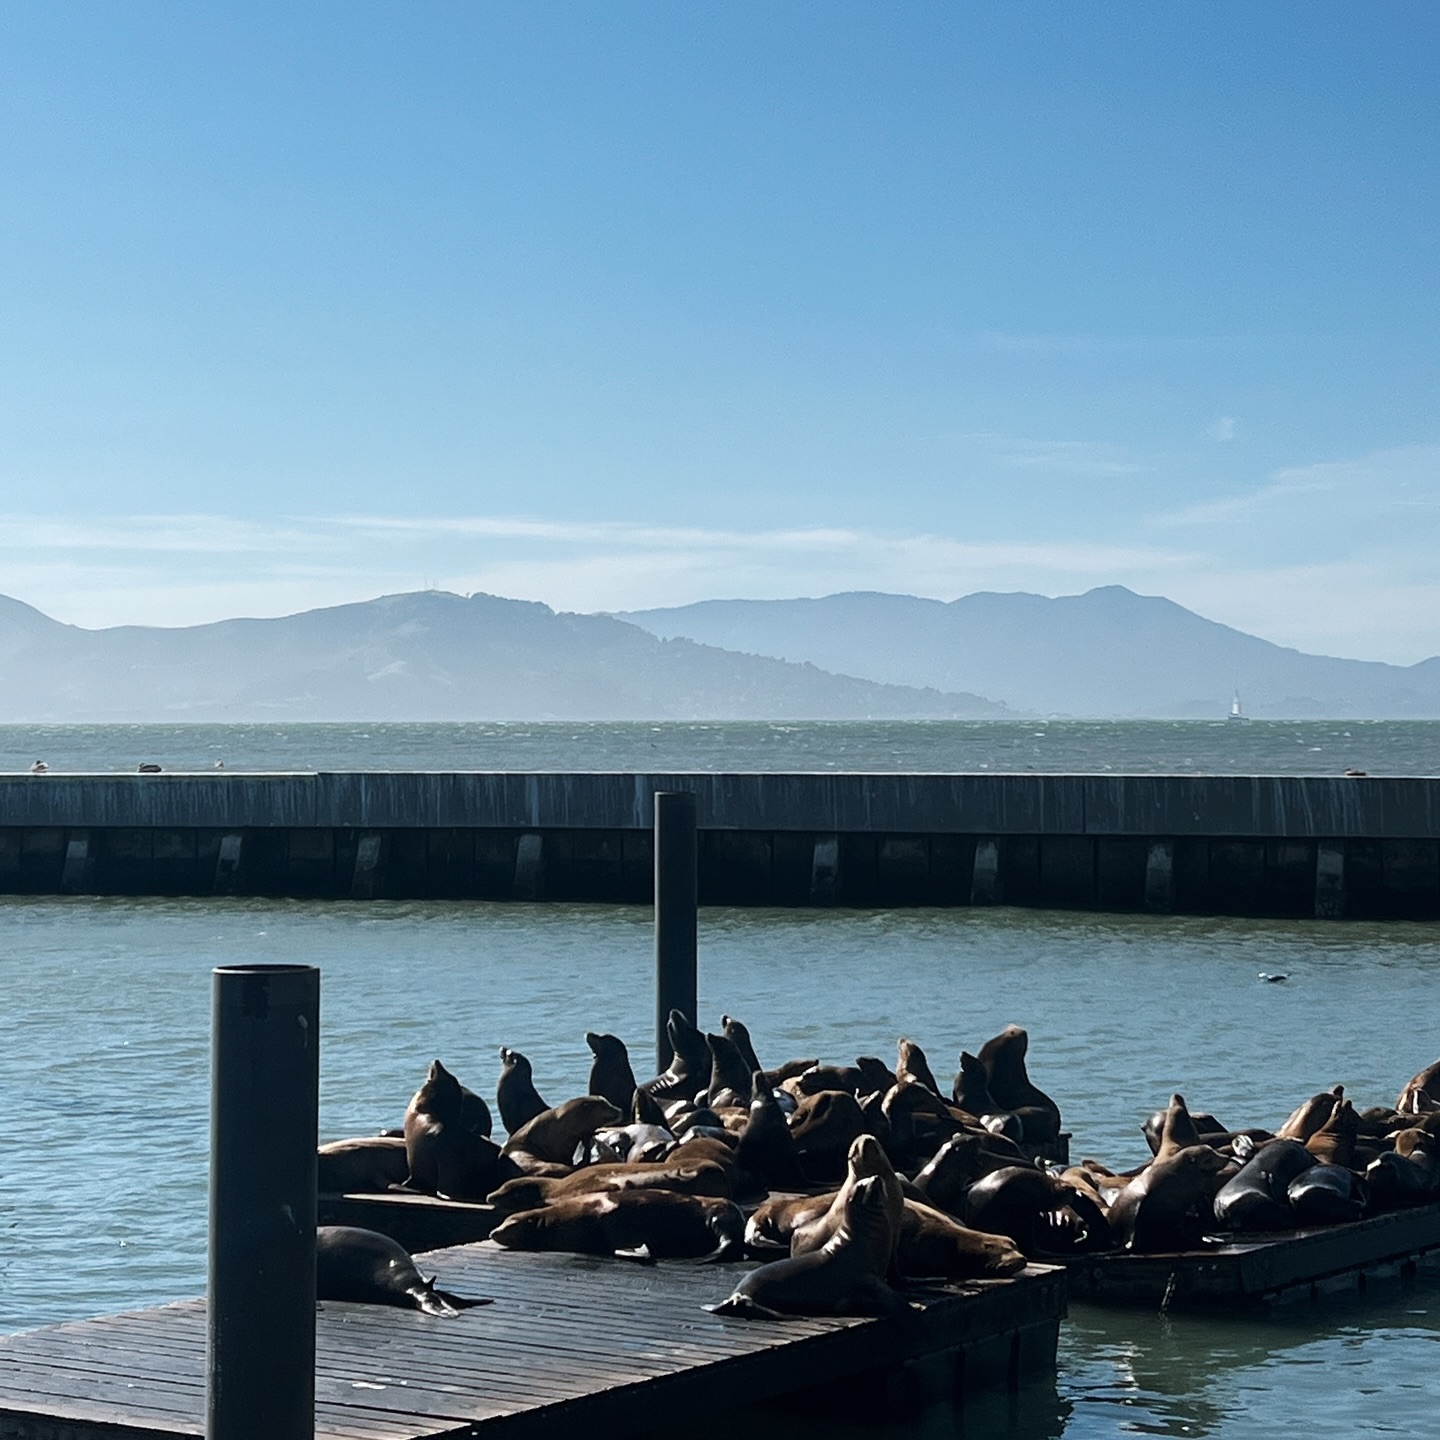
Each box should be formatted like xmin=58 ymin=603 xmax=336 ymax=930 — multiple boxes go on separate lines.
xmin=4 ymin=897 xmax=1440 ymax=1437
xmin=2 ymin=717 xmax=1438 ymax=774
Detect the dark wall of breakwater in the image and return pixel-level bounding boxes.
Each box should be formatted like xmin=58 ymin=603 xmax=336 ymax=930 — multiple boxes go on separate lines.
xmin=2 ymin=772 xmax=1438 ymax=918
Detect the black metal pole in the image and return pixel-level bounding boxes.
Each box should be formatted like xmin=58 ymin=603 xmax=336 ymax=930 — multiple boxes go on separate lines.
xmin=654 ymin=790 xmax=698 ymax=1076
xmin=208 ymin=964 xmax=319 ymax=1440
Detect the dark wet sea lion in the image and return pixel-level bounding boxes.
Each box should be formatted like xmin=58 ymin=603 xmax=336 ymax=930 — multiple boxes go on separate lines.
xmin=403 ymin=1060 xmax=504 ymax=1200
xmin=1108 ymin=1145 xmax=1230 ymax=1251
xmin=721 ymin=1014 xmax=763 ymax=1074
xmin=898 ymin=1199 xmax=1028 ymax=1279
xmin=952 ymin=1050 xmax=1001 ymax=1115
xmin=1287 ymin=1163 xmax=1367 ymax=1224
xmin=487 ymin=1158 xmax=732 ymax=1211
xmin=318 ymin=1136 xmax=409 ymax=1194
xmin=644 ymin=1009 xmax=712 ymax=1101
xmin=707 ymin=1176 xmax=904 ymax=1319
xmin=491 ymin=1190 xmax=745 ymax=1260
xmin=585 ymin=1032 xmax=638 ymax=1114
xmin=880 ymin=1079 xmax=966 ymax=1163
xmin=961 ymin=1165 xmax=1059 ymax=1253
xmin=1141 ymin=1101 xmax=1229 ymax=1157
xmin=1366 ymin=1147 xmax=1440 ymax=1206
xmin=496 ymin=1048 xmax=549 ymax=1135
xmin=762 ymin=1057 xmax=823 ymax=1088
xmin=896 ymin=1038 xmax=942 ymax=1096
xmin=317 ymin=1226 xmax=490 ymax=1316
xmin=502 ymin=1096 xmax=623 ymax=1165
xmin=792 ymin=1134 xmax=905 ymax=1276
xmin=706 ymin=1031 xmax=755 ymax=1107
xmin=788 ymin=1090 xmax=867 ymax=1182
xmin=1213 ymin=1138 xmax=1316 ymax=1231
xmin=734 ymin=1071 xmax=807 ymax=1191
xmin=976 ymin=1026 xmax=1062 ymax=1144
xmin=632 ymin=1086 xmax=668 ymax=1127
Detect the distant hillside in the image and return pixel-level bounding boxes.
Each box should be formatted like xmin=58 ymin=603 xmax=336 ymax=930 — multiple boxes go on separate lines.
xmin=0 ymin=590 xmax=1005 ymax=722
xmin=621 ymin=587 xmax=1440 ymax=718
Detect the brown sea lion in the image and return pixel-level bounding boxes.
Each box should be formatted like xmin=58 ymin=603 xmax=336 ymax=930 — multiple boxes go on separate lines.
xmin=881 ymin=1080 xmax=964 ymax=1163
xmin=1107 ymin=1145 xmax=1230 ymax=1252
xmin=486 ymin=1158 xmax=732 ymax=1211
xmin=496 ymin=1048 xmax=550 ymax=1135
xmin=316 ymin=1226 xmax=490 ymax=1316
xmin=896 ymin=1038 xmax=942 ymax=1096
xmin=403 ymin=1060 xmax=505 ymax=1200
xmin=490 ymin=1190 xmax=744 ymax=1260
xmin=585 ymin=1032 xmax=638 ymax=1114
xmin=912 ymin=1133 xmax=1020 ymax=1216
xmin=1305 ymin=1097 xmax=1359 ymax=1167
xmin=976 ymin=1026 xmax=1062 ymax=1145
xmin=1397 ymin=1059 xmax=1440 ymax=1115
xmin=1277 ymin=1085 xmax=1342 ymax=1142
xmin=791 ymin=1135 xmax=905 ymax=1276
xmin=707 ymin=1175 xmax=904 ymax=1318
xmin=897 ymin=1199 xmax=1027 ymax=1280
xmin=502 ymin=1096 xmax=623 ymax=1166
xmin=733 ymin=1071 xmax=807 ymax=1191
xmin=706 ymin=1031 xmax=756 ymax=1108
xmin=788 ymin=1090 xmax=867 ymax=1182
xmin=744 ymin=1190 xmax=839 ymax=1255
xmin=318 ymin=1136 xmax=409 ymax=1194
xmin=643 ymin=1009 xmax=712 ymax=1102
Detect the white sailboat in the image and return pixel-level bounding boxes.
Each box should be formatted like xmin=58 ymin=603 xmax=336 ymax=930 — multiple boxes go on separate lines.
xmin=1228 ymin=689 xmax=1248 ymax=722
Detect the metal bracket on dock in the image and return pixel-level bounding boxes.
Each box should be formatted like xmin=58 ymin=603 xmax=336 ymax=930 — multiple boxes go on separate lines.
xmin=351 ymin=832 xmax=385 ymax=899
xmin=810 ymin=834 xmax=840 ymax=904
xmin=514 ymin=832 xmax=544 ymax=900
xmin=971 ymin=838 xmax=1000 ymax=905
xmin=60 ymin=831 xmax=92 ymax=894
xmin=213 ymin=833 xmax=243 ymax=894
xmin=1314 ymin=843 xmax=1346 ymax=919
xmin=1144 ymin=841 xmax=1175 ymax=913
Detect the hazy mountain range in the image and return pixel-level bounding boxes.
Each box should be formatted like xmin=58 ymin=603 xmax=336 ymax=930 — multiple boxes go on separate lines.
xmin=0 ymin=590 xmax=1000 ymax=723
xmin=623 ymin=586 xmax=1440 ymax=718
xmin=1 ymin=585 xmax=1437 ymax=722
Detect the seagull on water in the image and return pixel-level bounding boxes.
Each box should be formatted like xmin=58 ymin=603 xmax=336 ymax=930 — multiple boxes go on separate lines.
xmin=1258 ymin=972 xmax=1291 ymax=983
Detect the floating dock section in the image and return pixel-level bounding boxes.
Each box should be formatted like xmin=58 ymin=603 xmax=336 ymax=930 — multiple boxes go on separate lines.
xmin=1067 ymin=1201 xmax=1440 ymax=1308
xmin=2 ymin=770 xmax=1439 ymax=916
xmin=0 ymin=1247 xmax=1065 ymax=1440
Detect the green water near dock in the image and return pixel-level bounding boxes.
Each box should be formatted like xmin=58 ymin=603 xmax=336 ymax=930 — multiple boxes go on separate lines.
xmin=3 ymin=896 xmax=1440 ymax=1436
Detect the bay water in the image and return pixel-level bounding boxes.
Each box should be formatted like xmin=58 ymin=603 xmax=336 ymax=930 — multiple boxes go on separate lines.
xmin=4 ymin=894 xmax=1440 ymax=1438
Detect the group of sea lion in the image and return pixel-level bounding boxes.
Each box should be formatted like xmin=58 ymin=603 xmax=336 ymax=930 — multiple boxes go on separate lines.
xmin=1062 ymin=1057 xmax=1440 ymax=1252
xmin=319 ymin=1010 xmax=1092 ymax=1317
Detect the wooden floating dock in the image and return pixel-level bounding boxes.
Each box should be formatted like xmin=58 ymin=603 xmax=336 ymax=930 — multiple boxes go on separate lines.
xmin=0 ymin=1245 xmax=1065 ymax=1440
xmin=1067 ymin=1200 xmax=1440 ymax=1307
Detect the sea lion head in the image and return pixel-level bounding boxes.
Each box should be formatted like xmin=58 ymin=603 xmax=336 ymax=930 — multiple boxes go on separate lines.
xmin=585 ymin=1031 xmax=627 ymax=1060
xmin=498 ymin=1047 xmax=533 ymax=1079
xmin=411 ymin=1059 xmax=464 ymax=1121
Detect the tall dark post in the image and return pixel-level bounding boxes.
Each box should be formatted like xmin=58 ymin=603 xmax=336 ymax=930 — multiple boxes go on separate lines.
xmin=654 ymin=790 xmax=698 ymax=1076
xmin=208 ymin=964 xmax=319 ymax=1440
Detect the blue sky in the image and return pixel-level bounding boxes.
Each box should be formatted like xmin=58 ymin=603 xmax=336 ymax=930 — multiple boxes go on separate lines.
xmin=1 ymin=3 xmax=1436 ymax=660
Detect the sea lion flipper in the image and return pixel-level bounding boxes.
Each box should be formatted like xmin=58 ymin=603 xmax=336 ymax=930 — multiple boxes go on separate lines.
xmin=613 ymin=1244 xmax=656 ymax=1264
xmin=431 ymin=1288 xmax=493 ymax=1311
xmin=703 ymin=1295 xmax=792 ymax=1320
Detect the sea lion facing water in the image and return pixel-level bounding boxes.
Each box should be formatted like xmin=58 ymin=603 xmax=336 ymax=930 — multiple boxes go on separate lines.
xmin=585 ymin=1032 xmax=638 ymax=1114
xmin=317 ymin=1226 xmax=490 ymax=1316
xmin=491 ymin=1190 xmax=745 ymax=1260
xmin=496 ymin=1048 xmax=550 ymax=1135
xmin=707 ymin=1176 xmax=904 ymax=1319
xmin=896 ymin=1038 xmax=942 ymax=1096
xmin=502 ymin=1096 xmax=623 ymax=1166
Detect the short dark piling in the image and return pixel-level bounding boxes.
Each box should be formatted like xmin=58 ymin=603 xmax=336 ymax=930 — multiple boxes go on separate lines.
xmin=208 ymin=964 xmax=319 ymax=1440
xmin=654 ymin=791 xmax=698 ymax=1075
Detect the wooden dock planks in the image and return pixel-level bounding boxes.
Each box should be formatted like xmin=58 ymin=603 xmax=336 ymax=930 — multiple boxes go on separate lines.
xmin=1067 ymin=1200 xmax=1440 ymax=1306
xmin=0 ymin=1244 xmax=1065 ymax=1440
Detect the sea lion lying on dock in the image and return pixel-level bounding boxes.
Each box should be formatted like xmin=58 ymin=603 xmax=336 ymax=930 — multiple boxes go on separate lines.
xmin=317 ymin=1226 xmax=490 ymax=1316
xmin=490 ymin=1190 xmax=745 ymax=1261
xmin=486 ymin=1158 xmax=733 ymax=1211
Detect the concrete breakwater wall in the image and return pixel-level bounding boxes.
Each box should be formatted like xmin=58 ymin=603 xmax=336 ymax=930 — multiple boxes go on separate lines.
xmin=1 ymin=771 xmax=1438 ymax=918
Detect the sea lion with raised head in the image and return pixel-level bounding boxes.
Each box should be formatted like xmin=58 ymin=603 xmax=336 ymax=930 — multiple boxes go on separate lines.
xmin=491 ymin=1190 xmax=745 ymax=1260
xmin=403 ymin=1060 xmax=505 ymax=1200
xmin=706 ymin=1031 xmax=755 ymax=1108
xmin=733 ymin=1071 xmax=807 ymax=1192
xmin=976 ymin=1026 xmax=1062 ymax=1145
xmin=791 ymin=1134 xmax=905 ymax=1276
xmin=1277 ymin=1085 xmax=1342 ymax=1142
xmin=707 ymin=1176 xmax=904 ymax=1319
xmin=317 ymin=1226 xmax=490 ymax=1316
xmin=585 ymin=1032 xmax=638 ymax=1114
xmin=1397 ymin=1060 xmax=1440 ymax=1116
xmin=644 ymin=1009 xmax=711 ymax=1102
xmin=896 ymin=1038 xmax=942 ymax=1096
xmin=1107 ymin=1145 xmax=1231 ymax=1252
xmin=502 ymin=1096 xmax=623 ymax=1166
xmin=912 ymin=1133 xmax=1023 ymax=1217
xmin=496 ymin=1048 xmax=549 ymax=1135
